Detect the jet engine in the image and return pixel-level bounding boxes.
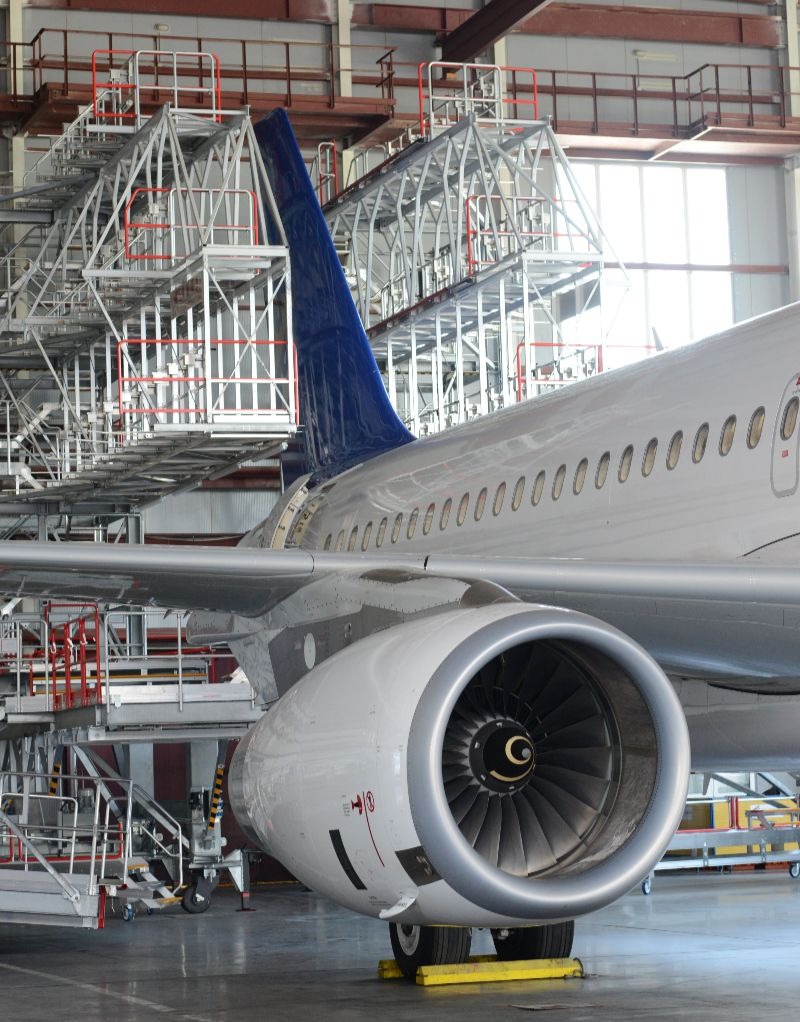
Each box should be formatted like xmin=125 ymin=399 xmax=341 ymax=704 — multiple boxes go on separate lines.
xmin=229 ymin=603 xmax=690 ymax=926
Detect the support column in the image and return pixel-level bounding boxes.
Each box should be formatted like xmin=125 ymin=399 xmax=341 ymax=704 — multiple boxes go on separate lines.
xmin=8 ymin=1 xmax=25 ymax=243
xmin=784 ymin=1 xmax=800 ymax=302
xmin=336 ymin=0 xmax=357 ymax=189
xmin=785 ymin=159 xmax=800 ymax=303
xmin=785 ymin=0 xmax=800 ymax=118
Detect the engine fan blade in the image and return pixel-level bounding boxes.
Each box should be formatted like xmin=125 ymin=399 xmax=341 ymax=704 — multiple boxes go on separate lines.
xmin=444 ymin=772 xmax=475 ymax=801
xmin=536 ymin=745 xmax=615 ymax=778
xmin=512 ymin=790 xmax=559 ymax=873
xmin=534 ymin=762 xmax=613 ymax=811
xmin=521 ymin=784 xmax=581 ymax=860
xmin=448 ymin=781 xmax=482 ymax=824
xmin=534 ymin=715 xmax=610 ymax=753
xmin=534 ymin=686 xmax=604 ymax=736
xmin=473 ymin=794 xmax=503 ymax=867
xmin=497 ymin=794 xmax=527 ymax=875
xmin=528 ymin=772 xmax=604 ymax=834
xmin=459 ymin=789 xmax=491 ymax=846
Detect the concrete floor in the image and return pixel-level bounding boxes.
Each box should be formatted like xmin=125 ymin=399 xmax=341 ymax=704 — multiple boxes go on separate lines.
xmin=1 ymin=871 xmax=798 ymax=1020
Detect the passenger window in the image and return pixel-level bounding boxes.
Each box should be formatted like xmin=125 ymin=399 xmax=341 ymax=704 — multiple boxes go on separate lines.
xmin=693 ymin=423 xmax=709 ymax=463
xmin=618 ymin=445 xmax=633 ymax=483
xmin=552 ymin=464 xmax=566 ymax=500
xmin=457 ymin=493 xmax=469 ymax=525
xmin=532 ymin=470 xmax=545 ymax=506
xmin=361 ymin=522 xmax=372 ymax=551
xmin=666 ymin=431 xmax=682 ymax=470
xmin=348 ymin=526 xmax=358 ymax=551
xmin=474 ymin=487 xmax=488 ymax=521
xmin=596 ymin=452 xmax=610 ymax=489
xmin=747 ymin=407 xmax=765 ymax=449
xmin=493 ymin=482 xmax=506 ymax=516
xmin=642 ymin=438 xmax=657 ymax=477
xmin=423 ymin=503 xmax=435 ymax=535
xmin=719 ymin=415 xmax=736 ymax=456
xmin=335 ymin=529 xmax=345 ymax=551
xmin=511 ymin=476 xmax=525 ymax=511
xmin=407 ymin=508 xmax=419 ymax=539
xmin=440 ymin=498 xmax=452 ymax=529
xmin=391 ymin=513 xmax=403 ymax=543
xmin=573 ymin=458 xmax=588 ymax=495
xmin=376 ymin=517 xmax=387 ymax=547
xmin=781 ymin=397 xmax=798 ymax=442
xmin=323 ymin=534 xmax=332 ymax=551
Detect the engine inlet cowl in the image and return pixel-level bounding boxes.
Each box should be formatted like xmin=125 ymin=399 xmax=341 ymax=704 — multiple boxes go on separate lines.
xmin=408 ymin=607 xmax=690 ymax=920
xmin=229 ymin=602 xmax=690 ymax=927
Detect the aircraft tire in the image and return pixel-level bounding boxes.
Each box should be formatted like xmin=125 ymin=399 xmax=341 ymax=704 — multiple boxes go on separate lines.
xmin=389 ymin=923 xmax=471 ymax=980
xmin=491 ymin=920 xmax=575 ymax=960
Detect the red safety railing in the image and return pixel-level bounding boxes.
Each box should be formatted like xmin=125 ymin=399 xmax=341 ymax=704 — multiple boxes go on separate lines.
xmin=117 ymin=338 xmax=299 ymax=432
xmin=123 ymin=186 xmax=259 ymax=263
xmin=91 ymin=48 xmax=137 ymax=121
xmin=44 ymin=602 xmax=102 ymax=711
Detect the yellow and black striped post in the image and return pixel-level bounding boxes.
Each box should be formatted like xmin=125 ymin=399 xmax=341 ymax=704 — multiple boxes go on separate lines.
xmin=49 ymin=754 xmax=63 ymax=796
xmin=207 ymin=764 xmax=225 ymax=831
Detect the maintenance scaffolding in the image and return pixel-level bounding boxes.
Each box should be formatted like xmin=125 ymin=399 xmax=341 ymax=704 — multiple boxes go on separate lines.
xmin=0 ymin=48 xmax=297 ymax=509
xmin=326 ymin=62 xmax=650 ymax=434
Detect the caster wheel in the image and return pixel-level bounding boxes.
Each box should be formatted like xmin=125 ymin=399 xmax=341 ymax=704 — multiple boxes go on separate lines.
xmin=181 ymin=883 xmax=212 ymax=914
xmin=642 ymin=877 xmax=652 ymax=896
xmin=789 ymin=862 xmax=800 ymax=879
xmin=121 ymin=904 xmax=135 ymax=922
xmin=146 ymin=906 xmax=155 ymax=916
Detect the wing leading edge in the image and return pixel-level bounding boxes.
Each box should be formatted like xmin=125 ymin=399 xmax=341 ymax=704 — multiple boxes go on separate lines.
xmin=0 ymin=541 xmax=799 ymax=614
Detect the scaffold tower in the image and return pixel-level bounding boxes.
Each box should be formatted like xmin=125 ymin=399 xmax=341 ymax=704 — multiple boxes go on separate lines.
xmin=0 ymin=49 xmax=297 ymax=510
xmin=327 ymin=62 xmax=632 ymax=434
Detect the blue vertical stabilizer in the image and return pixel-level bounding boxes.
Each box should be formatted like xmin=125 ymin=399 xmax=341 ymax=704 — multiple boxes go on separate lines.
xmin=254 ymin=110 xmax=414 ymax=476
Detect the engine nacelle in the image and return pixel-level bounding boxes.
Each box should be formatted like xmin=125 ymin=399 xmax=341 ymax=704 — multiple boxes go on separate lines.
xmin=229 ymin=603 xmax=690 ymax=926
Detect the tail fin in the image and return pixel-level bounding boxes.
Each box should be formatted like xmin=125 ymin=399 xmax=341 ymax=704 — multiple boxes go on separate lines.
xmin=255 ymin=109 xmax=414 ymax=476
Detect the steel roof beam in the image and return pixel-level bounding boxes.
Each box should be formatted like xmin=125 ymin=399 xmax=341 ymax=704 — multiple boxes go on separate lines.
xmin=441 ymin=0 xmax=556 ymax=63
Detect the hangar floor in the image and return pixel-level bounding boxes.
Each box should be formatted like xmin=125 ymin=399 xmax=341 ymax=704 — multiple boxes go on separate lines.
xmin=1 ymin=872 xmax=797 ymax=1020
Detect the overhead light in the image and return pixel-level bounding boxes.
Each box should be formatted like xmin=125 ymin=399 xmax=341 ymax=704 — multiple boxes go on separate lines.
xmin=633 ymin=50 xmax=678 ymax=63
xmin=154 ymin=23 xmax=170 ymax=33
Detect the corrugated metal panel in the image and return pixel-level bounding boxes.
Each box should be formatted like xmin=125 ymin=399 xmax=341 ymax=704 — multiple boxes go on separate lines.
xmin=143 ymin=489 xmax=279 ymax=535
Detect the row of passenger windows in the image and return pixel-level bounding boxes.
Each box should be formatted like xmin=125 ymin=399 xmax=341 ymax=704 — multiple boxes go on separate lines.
xmin=322 ymin=403 xmax=779 ymax=553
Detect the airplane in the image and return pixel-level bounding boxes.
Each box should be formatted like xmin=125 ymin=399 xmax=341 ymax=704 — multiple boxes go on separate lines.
xmin=2 ymin=107 xmax=800 ymax=977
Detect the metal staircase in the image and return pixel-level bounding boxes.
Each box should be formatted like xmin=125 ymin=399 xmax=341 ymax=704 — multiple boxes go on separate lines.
xmin=0 ymin=765 xmax=184 ymax=928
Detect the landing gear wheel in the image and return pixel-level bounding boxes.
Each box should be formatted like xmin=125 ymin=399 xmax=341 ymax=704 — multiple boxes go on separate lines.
xmin=181 ymin=883 xmax=212 ymax=914
xmin=491 ymin=920 xmax=574 ymax=961
xmin=789 ymin=862 xmax=800 ymax=879
xmin=389 ymin=923 xmax=472 ymax=980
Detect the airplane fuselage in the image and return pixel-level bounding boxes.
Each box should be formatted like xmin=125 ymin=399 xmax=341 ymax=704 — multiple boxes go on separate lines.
xmin=292 ymin=303 xmax=800 ymax=568
xmin=227 ymin=303 xmax=800 ymax=772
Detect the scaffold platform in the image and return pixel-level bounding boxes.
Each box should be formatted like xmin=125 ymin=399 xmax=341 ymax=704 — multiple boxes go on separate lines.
xmin=0 ymin=48 xmax=298 ymax=511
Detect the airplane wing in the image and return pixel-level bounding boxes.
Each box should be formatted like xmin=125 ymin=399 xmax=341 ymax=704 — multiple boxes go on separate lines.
xmin=1 ymin=541 xmax=799 ymax=682
xmin=0 ymin=540 xmax=798 ymax=612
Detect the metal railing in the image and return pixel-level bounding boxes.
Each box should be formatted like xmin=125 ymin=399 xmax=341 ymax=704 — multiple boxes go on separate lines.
xmin=418 ymin=61 xmax=539 ymax=136
xmin=0 ymin=770 xmax=184 ymax=897
xmin=117 ymin=338 xmax=299 ymax=437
